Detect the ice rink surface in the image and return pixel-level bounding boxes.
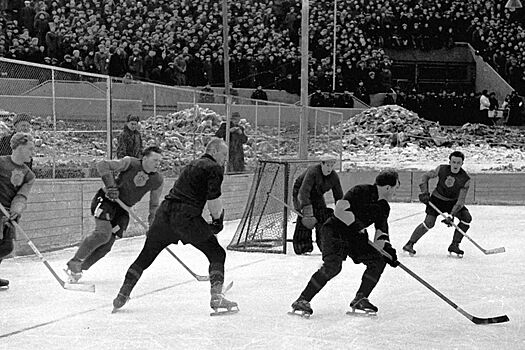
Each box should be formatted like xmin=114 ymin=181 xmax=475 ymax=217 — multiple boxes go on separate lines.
xmin=1 ymin=203 xmax=524 ymax=350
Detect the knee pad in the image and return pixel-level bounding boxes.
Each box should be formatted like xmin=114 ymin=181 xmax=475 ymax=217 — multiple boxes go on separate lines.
xmin=423 ymin=216 xmax=436 ymax=229
xmin=456 ymin=210 xmax=472 ymax=224
xmin=321 ymin=257 xmax=343 ymax=279
xmin=0 ymin=238 xmax=14 ymax=258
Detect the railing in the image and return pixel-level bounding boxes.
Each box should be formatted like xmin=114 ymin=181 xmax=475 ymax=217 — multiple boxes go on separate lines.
xmin=0 ymin=57 xmax=344 ymax=178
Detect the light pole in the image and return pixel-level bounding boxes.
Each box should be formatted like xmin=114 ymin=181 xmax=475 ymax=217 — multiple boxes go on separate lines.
xmin=298 ymin=0 xmax=309 ymax=159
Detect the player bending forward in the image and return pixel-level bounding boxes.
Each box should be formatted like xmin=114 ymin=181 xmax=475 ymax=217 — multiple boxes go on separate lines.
xmin=403 ymin=151 xmax=471 ymax=257
xmin=65 ymin=146 xmax=163 ymax=282
xmin=112 ymin=139 xmax=238 ymax=315
xmin=0 ymin=133 xmax=35 ymax=288
xmin=292 ymin=155 xmax=343 ymax=254
xmin=291 ymin=170 xmax=400 ymax=317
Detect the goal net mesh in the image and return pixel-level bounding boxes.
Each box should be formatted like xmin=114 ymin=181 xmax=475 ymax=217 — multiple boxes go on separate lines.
xmin=227 ymin=159 xmax=319 ymax=254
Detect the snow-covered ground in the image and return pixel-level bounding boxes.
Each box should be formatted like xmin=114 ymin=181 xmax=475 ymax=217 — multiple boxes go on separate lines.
xmin=1 ymin=203 xmax=523 ymax=350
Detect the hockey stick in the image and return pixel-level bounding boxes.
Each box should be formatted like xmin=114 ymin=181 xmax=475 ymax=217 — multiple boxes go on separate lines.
xmin=428 ymin=202 xmax=505 ymax=255
xmin=368 ymin=240 xmax=509 ymax=324
xmin=269 ymin=196 xmax=509 ymax=324
xmin=114 ymin=198 xmax=209 ymax=282
xmin=0 ymin=203 xmax=95 ymax=293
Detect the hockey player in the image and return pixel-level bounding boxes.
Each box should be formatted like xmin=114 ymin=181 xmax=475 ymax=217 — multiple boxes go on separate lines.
xmin=290 ymin=170 xmax=400 ymax=317
xmin=403 ymin=151 xmax=471 ymax=257
xmin=292 ymin=155 xmax=343 ymax=254
xmin=65 ymin=146 xmax=164 ymax=282
xmin=0 ymin=133 xmax=35 ymax=288
xmin=112 ymin=139 xmax=238 ymax=315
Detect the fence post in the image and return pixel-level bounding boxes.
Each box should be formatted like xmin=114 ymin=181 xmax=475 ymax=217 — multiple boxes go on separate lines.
xmin=225 ymin=95 xmax=232 ymax=173
xmin=106 ymin=77 xmax=112 ymax=159
xmin=339 ymin=112 xmax=343 ymax=171
xmin=278 ymin=103 xmax=282 ymax=157
xmin=314 ymin=109 xmax=318 ymax=154
xmin=153 ymin=84 xmax=157 ymax=118
xmin=51 ymin=68 xmax=57 ymax=179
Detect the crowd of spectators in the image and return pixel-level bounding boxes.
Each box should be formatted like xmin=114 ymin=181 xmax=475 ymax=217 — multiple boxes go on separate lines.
xmin=395 ymin=87 xmax=524 ymax=126
xmin=0 ymin=0 xmax=524 ymax=96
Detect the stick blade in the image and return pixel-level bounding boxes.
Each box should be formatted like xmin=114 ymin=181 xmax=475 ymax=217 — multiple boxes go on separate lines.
xmin=195 ymin=275 xmax=209 ymax=281
xmin=471 ymin=314 xmax=509 ymax=325
xmin=64 ymin=282 xmax=96 ymax=293
xmin=484 ymin=247 xmax=506 ymax=255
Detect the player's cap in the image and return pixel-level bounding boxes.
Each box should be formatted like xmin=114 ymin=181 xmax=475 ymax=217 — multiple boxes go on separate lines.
xmin=319 ymin=153 xmax=338 ymax=163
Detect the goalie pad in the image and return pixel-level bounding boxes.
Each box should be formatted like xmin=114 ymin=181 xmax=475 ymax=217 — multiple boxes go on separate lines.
xmin=334 ymin=200 xmax=355 ymax=226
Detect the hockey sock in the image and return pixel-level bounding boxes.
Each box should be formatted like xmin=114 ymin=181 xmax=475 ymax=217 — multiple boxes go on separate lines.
xmin=408 ymin=223 xmax=429 ymax=244
xmin=356 ymin=259 xmax=386 ymax=297
xmin=300 ymin=260 xmax=342 ymax=301
xmin=209 ymin=262 xmax=225 ymax=295
xmin=120 ymin=267 xmax=142 ymax=295
xmin=452 ymin=221 xmax=470 ymax=244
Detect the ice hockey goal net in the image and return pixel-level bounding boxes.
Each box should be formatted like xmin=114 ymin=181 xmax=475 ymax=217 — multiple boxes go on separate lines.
xmin=227 ymin=159 xmax=320 ymax=254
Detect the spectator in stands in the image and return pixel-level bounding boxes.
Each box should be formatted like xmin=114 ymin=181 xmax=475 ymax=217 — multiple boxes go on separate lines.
xmin=149 ymin=63 xmax=164 ymax=84
xmin=488 ymin=92 xmax=500 ymax=122
xmin=507 ymin=91 xmax=524 ymax=126
xmin=280 ymin=73 xmax=299 ymax=95
xmin=479 ymin=89 xmax=491 ymax=125
xmin=354 ymin=81 xmax=370 ymax=105
xmin=116 ymin=115 xmax=143 ymax=159
xmin=0 ymin=113 xmax=33 ymax=169
xmin=128 ymin=48 xmax=144 ymax=80
xmin=251 ymin=85 xmax=268 ymax=104
xmin=215 ymin=111 xmax=248 ymax=173
xmin=310 ymin=89 xmax=325 ymax=107
xmin=108 ymin=47 xmax=126 ymax=78
xmin=199 ymin=84 xmax=215 ymax=104
xmin=335 ymin=91 xmax=355 ymax=108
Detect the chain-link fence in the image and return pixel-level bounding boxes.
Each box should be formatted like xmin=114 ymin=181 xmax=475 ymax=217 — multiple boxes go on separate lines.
xmin=0 ymin=57 xmax=343 ymax=178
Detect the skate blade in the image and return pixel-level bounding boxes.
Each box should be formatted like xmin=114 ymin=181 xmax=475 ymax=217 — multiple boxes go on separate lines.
xmin=288 ymin=310 xmax=312 ymax=319
xmin=0 ymin=286 xmax=9 ymax=291
xmin=448 ymin=252 xmax=464 ymax=258
xmin=346 ymin=309 xmax=377 ymax=317
xmin=403 ymin=251 xmax=415 ymax=257
xmin=63 ymin=282 xmax=95 ymax=293
xmin=210 ymin=307 xmax=240 ymax=316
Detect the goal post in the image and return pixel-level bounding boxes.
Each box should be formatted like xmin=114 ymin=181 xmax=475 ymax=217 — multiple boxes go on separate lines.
xmin=227 ymin=158 xmax=320 ymax=254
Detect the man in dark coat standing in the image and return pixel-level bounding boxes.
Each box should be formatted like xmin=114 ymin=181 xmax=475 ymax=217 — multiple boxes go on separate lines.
xmin=215 ymin=112 xmax=248 ymax=173
xmin=116 ymin=115 xmax=143 ymax=159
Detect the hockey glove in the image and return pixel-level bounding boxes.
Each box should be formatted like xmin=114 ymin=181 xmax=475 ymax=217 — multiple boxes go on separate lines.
xmin=105 ymin=187 xmax=120 ymax=201
xmin=209 ymin=210 xmax=225 ymax=235
xmin=301 ymin=204 xmax=318 ymax=230
xmin=418 ymin=192 xmax=430 ymax=205
xmin=441 ymin=215 xmax=454 ymax=227
xmin=382 ymin=242 xmax=399 ymax=267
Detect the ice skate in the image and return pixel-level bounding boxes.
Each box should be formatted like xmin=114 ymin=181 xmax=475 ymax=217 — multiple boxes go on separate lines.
xmin=0 ymin=278 xmax=9 ymax=289
xmin=64 ymin=268 xmax=82 ymax=284
xmin=112 ymin=284 xmax=133 ymax=313
xmin=65 ymin=259 xmax=83 ymax=283
xmin=402 ymin=242 xmax=416 ymax=256
xmin=210 ymin=293 xmax=239 ymax=316
xmin=288 ymin=298 xmax=313 ymax=318
xmin=347 ymin=293 xmax=378 ymax=317
xmin=448 ymin=243 xmax=464 ymax=258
